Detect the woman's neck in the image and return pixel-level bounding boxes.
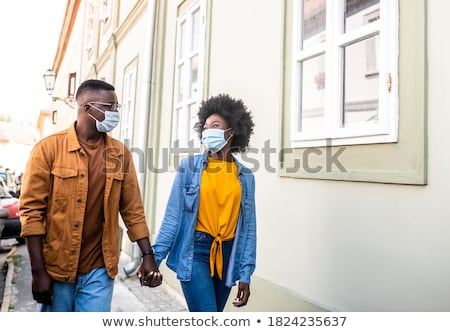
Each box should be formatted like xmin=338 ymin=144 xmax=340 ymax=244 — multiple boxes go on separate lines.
xmin=209 ymin=148 xmax=233 ymax=162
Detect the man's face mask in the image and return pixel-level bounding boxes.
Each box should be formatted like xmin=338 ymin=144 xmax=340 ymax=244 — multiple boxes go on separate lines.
xmin=87 ymin=103 xmax=120 ymax=133
xmin=201 ymin=128 xmax=232 ymax=153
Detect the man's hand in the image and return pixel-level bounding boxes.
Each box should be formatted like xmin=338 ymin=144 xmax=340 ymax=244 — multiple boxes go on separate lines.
xmin=31 ymin=268 xmax=53 ymax=305
xmin=25 ymin=236 xmax=53 ymax=304
xmin=136 ymin=255 xmax=163 ymax=287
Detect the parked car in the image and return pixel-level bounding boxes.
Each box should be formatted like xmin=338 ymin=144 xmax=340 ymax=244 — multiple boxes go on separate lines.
xmin=0 ymin=168 xmax=19 ymax=197
xmin=0 ymin=183 xmax=23 ymax=244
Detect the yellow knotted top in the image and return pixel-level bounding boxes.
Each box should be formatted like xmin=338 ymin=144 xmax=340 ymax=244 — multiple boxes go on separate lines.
xmin=196 ymin=158 xmax=242 ymax=279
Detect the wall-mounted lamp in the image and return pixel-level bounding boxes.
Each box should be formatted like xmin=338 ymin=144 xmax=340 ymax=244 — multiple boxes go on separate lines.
xmin=42 ymin=68 xmax=76 ymax=109
xmin=43 ymin=68 xmax=56 ymax=96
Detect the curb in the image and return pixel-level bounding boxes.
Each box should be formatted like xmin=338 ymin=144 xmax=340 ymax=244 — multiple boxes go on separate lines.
xmin=1 ymin=245 xmax=16 ymax=312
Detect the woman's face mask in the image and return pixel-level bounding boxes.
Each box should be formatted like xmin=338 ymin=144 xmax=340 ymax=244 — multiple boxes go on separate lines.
xmin=87 ymin=103 xmax=120 ymax=133
xmin=201 ymin=128 xmax=232 ymax=153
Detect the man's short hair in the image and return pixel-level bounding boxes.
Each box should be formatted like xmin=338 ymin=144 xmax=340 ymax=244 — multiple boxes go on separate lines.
xmin=75 ymin=79 xmax=115 ymax=100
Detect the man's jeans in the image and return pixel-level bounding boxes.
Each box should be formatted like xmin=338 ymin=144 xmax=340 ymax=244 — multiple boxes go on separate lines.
xmin=37 ymin=267 xmax=114 ymax=312
xmin=181 ymin=231 xmax=233 ymax=311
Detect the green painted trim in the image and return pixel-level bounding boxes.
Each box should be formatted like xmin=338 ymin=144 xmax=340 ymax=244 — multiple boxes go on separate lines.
xmin=144 ymin=0 xmax=169 ymax=238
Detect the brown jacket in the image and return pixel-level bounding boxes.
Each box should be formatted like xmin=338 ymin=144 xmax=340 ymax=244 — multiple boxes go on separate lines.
xmin=20 ymin=123 xmax=149 ymax=282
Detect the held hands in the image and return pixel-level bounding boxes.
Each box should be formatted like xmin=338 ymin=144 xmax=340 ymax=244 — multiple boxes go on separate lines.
xmin=232 ymin=281 xmax=250 ymax=307
xmin=136 ymin=254 xmax=163 ymax=288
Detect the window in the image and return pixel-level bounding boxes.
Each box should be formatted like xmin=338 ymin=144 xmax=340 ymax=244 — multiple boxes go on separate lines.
xmin=85 ymin=1 xmax=95 ymax=51
xmin=100 ymin=0 xmax=112 ymax=30
xmin=68 ymin=73 xmax=76 ymax=99
xmin=291 ymin=0 xmax=398 ymax=147
xmin=281 ymin=0 xmax=427 ymax=185
xmin=121 ymin=59 xmax=138 ymax=143
xmin=100 ymin=0 xmax=111 ymax=22
xmin=172 ymin=0 xmax=206 ymax=149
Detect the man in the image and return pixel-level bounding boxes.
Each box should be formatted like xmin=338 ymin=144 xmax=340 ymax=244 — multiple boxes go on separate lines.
xmin=19 ymin=79 xmax=161 ymax=312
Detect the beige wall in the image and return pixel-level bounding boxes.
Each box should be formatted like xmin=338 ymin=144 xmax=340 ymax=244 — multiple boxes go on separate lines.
xmin=149 ymin=0 xmax=450 ymax=311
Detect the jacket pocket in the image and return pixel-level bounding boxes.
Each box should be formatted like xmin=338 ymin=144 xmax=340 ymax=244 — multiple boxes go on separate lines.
xmin=51 ymin=166 xmax=79 ymax=198
xmin=182 ymin=184 xmax=199 ymax=212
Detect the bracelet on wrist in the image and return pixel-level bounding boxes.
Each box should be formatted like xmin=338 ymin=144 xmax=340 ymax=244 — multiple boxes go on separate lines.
xmin=141 ymin=249 xmax=155 ymax=257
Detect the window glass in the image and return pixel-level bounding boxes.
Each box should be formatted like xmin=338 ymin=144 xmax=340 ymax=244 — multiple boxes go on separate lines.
xmin=301 ymin=54 xmax=326 ymax=131
xmin=343 ymin=35 xmax=379 ymax=126
xmin=302 ymin=0 xmax=326 ymax=49
xmin=345 ymin=0 xmax=380 ymax=32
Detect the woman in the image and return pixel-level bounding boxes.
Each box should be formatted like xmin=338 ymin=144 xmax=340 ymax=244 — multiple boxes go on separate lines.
xmin=153 ymin=94 xmax=256 ymax=312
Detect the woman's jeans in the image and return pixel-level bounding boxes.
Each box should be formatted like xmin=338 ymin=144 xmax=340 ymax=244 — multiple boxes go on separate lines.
xmin=37 ymin=266 xmax=114 ymax=312
xmin=181 ymin=231 xmax=233 ymax=312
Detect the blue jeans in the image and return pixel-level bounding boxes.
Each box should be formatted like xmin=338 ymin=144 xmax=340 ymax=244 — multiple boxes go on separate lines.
xmin=37 ymin=266 xmax=114 ymax=312
xmin=181 ymin=231 xmax=233 ymax=312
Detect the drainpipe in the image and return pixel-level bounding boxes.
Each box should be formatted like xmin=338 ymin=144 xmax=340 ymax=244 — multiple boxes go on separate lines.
xmin=123 ymin=0 xmax=157 ymax=276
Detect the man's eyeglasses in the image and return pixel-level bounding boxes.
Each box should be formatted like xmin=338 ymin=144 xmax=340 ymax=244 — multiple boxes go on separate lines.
xmin=86 ymin=102 xmax=122 ymax=112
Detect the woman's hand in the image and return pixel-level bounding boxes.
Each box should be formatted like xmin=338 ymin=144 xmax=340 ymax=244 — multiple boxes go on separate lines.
xmin=232 ymin=281 xmax=250 ymax=307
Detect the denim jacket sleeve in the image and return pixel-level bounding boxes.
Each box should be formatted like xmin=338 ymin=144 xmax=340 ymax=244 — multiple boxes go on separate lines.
xmin=152 ymin=163 xmax=185 ymax=266
xmin=237 ymin=172 xmax=257 ymax=284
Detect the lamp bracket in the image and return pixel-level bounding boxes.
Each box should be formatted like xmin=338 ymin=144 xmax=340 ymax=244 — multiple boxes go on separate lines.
xmin=52 ymin=96 xmax=76 ymax=109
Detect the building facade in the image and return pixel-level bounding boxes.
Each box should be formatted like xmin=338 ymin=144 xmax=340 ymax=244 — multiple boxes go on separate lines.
xmin=45 ymin=0 xmax=449 ymax=311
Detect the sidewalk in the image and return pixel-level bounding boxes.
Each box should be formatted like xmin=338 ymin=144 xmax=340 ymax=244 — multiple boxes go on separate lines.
xmin=0 ymin=240 xmax=187 ymax=312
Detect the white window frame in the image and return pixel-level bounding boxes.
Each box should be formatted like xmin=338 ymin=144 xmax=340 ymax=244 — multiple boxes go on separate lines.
xmin=290 ymin=0 xmax=398 ymax=147
xmin=172 ymin=0 xmax=206 ymax=149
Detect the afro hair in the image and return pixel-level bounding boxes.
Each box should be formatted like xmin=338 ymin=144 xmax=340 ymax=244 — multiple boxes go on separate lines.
xmin=194 ymin=94 xmax=255 ymax=152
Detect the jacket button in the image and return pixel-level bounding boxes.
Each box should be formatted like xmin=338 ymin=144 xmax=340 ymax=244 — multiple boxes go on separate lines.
xmin=77 ymin=198 xmax=82 ymax=203
xmin=70 ymin=249 xmax=75 ymax=255
xmin=74 ymin=224 xmax=79 ymax=228
xmin=80 ymin=173 xmax=85 ymax=178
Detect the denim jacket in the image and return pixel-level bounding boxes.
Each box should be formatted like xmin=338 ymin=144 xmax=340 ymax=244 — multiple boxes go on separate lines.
xmin=153 ymin=152 xmax=257 ymax=287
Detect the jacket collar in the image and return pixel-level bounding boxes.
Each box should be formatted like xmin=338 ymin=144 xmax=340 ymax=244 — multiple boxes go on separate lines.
xmin=67 ymin=122 xmax=82 ymax=152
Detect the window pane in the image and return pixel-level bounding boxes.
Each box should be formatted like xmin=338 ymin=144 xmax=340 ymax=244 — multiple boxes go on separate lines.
xmin=177 ymin=63 xmax=184 ymax=102
xmin=173 ymin=108 xmax=181 ymax=142
xmin=191 ymin=8 xmax=200 ymax=51
xmin=302 ymin=0 xmax=326 ymax=49
xmin=189 ymin=54 xmax=198 ymax=98
xmin=188 ymin=103 xmax=198 ymax=144
xmin=345 ymin=0 xmax=379 ymax=32
xmin=343 ymin=35 xmax=379 ymax=127
xmin=178 ymin=21 xmax=186 ymax=58
xmin=301 ymin=54 xmax=325 ymax=131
